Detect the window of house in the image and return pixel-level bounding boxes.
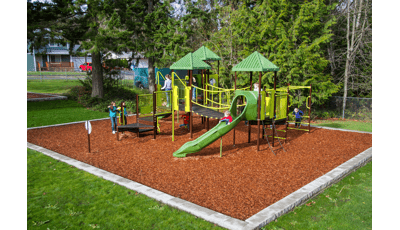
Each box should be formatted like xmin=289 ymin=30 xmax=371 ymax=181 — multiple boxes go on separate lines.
xmin=61 ymin=55 xmax=70 ymax=62
xmin=49 ymin=42 xmax=60 ymax=47
xmin=50 ymin=55 xmax=61 ymax=63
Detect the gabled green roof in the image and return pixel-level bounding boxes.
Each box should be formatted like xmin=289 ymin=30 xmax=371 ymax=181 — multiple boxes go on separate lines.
xmin=193 ymin=46 xmax=221 ymax=61
xmin=170 ymin=52 xmax=211 ymax=70
xmin=232 ymin=51 xmax=279 ymax=72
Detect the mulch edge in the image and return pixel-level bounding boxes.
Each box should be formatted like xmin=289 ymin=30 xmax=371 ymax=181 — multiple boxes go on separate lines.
xmin=27 ymin=91 xmax=68 ymax=102
xmin=27 ymin=121 xmax=372 ymax=230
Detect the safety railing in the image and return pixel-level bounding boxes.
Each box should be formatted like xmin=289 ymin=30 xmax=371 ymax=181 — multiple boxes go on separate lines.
xmin=204 ymin=84 xmax=251 ymax=109
xmin=154 ymin=90 xmax=172 ymax=116
xmin=156 ymin=71 xmax=166 ymax=85
xmin=171 ymin=72 xmax=187 ymax=101
xmin=283 ymin=85 xmax=312 ymax=132
xmin=137 ymin=94 xmax=154 ymax=118
xmin=191 ymin=85 xmax=231 ymax=111
xmin=136 ymin=90 xmax=172 ymax=118
xmin=275 ymin=92 xmax=289 ymax=120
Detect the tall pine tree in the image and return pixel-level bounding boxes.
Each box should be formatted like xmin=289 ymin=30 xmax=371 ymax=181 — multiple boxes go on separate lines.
xmin=100 ymin=0 xmax=198 ymax=93
xmin=207 ymin=0 xmax=339 ymax=105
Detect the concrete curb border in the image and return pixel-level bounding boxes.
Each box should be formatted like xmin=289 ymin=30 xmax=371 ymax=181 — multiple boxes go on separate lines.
xmin=244 ymin=147 xmax=372 ymax=229
xmin=27 ymin=91 xmax=68 ymax=102
xmin=26 ymin=114 xmax=135 ymax=130
xmin=27 ymin=122 xmax=372 ymax=230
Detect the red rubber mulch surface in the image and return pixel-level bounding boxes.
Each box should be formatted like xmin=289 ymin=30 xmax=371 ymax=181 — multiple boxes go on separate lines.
xmin=28 ymin=93 xmax=55 ymax=99
xmin=27 ymin=114 xmax=372 ymax=220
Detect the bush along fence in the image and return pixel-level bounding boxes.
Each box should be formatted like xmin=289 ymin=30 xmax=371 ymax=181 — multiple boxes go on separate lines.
xmin=312 ymin=96 xmax=372 ymax=121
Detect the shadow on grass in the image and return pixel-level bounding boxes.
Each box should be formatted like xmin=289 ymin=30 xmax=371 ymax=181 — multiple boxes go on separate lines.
xmin=316 ymin=123 xmax=345 ymax=128
xmin=28 ymin=99 xmax=86 ymax=111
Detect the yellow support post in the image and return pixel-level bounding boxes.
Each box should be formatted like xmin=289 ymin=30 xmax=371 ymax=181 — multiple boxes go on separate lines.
xmin=185 ymin=87 xmax=190 ymax=112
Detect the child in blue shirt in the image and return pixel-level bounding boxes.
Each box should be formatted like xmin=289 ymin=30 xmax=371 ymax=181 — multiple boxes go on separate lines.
xmin=293 ymin=108 xmax=304 ymax=128
xmin=108 ymin=101 xmax=118 ymax=134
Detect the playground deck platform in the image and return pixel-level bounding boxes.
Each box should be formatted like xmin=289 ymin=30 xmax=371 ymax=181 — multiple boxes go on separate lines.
xmin=178 ymin=104 xmax=227 ymax=119
xmin=116 ymin=123 xmax=154 ymax=140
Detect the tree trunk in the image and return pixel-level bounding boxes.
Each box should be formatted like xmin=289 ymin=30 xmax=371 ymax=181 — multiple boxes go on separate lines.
xmin=91 ymin=51 xmax=104 ymax=98
xmin=343 ymin=0 xmax=354 ymax=119
xmin=147 ymin=0 xmax=155 ymax=93
xmin=148 ymin=57 xmax=155 ymax=93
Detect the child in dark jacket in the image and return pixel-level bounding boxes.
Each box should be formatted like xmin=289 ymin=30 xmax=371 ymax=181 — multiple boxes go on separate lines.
xmin=108 ymin=101 xmax=118 ymax=134
xmin=293 ymin=108 xmax=304 ymax=128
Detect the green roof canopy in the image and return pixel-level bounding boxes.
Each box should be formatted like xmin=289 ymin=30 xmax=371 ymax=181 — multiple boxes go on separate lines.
xmin=170 ymin=52 xmax=211 ymax=70
xmin=232 ymin=51 xmax=279 ymax=72
xmin=193 ymin=46 xmax=221 ymax=61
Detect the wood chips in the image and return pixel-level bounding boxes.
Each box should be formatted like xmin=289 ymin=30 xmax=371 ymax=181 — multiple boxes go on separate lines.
xmin=27 ymin=114 xmax=372 ymax=220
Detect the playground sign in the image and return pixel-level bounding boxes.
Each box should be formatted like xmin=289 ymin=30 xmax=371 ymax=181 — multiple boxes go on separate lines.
xmin=85 ymin=121 xmax=92 ymax=152
xmin=85 ymin=121 xmax=92 ymax=134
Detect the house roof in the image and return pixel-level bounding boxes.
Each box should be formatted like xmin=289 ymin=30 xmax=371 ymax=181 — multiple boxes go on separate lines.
xmin=193 ymin=46 xmax=221 ymax=61
xmin=105 ymin=51 xmax=145 ymax=59
xmin=33 ymin=44 xmax=81 ymax=55
xmin=232 ymin=51 xmax=279 ymax=72
xmin=170 ymin=52 xmax=211 ymax=70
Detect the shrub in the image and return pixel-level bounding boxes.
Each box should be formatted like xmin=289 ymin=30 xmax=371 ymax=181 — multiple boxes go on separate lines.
xmin=67 ymin=70 xmax=140 ymax=114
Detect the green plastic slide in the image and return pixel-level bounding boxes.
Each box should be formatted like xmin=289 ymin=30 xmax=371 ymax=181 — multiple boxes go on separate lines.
xmin=173 ymin=90 xmax=260 ymax=157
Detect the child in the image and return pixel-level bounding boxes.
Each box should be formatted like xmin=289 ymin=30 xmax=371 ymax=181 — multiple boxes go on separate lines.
xmin=293 ymin=108 xmax=304 ymax=128
xmin=185 ymin=75 xmax=190 ymax=86
xmin=219 ymin=110 xmax=233 ymax=125
xmin=253 ymin=83 xmax=263 ymax=92
xmin=108 ymin=101 xmax=118 ymax=134
xmin=161 ymin=74 xmax=172 ymax=106
xmin=180 ymin=113 xmax=190 ymax=129
xmin=192 ymin=76 xmax=198 ymax=100
xmin=253 ymin=83 xmax=259 ymax=91
xmin=118 ymin=101 xmax=128 ymax=126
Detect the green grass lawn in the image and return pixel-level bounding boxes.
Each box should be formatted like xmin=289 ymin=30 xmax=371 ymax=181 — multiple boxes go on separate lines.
xmin=27 ymin=98 xmax=372 ymax=229
xmin=28 ymin=79 xmax=136 ymax=95
xmin=27 ymin=149 xmax=222 ymax=230
xmin=27 ymin=100 xmax=108 ymax=128
xmin=28 ymin=80 xmax=82 ymax=95
xmin=312 ymin=119 xmax=372 ymax=132
xmin=28 ymin=71 xmax=86 ymax=76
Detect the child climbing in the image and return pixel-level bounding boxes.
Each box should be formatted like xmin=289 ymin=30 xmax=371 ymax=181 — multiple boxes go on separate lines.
xmin=108 ymin=101 xmax=118 ymax=134
xmin=219 ymin=110 xmax=233 ymax=125
xmin=293 ymin=108 xmax=304 ymax=128
xmin=180 ymin=113 xmax=190 ymax=129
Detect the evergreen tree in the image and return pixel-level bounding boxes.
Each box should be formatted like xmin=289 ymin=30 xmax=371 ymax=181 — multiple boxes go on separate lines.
xmin=101 ymin=0 xmax=209 ymax=93
xmin=207 ymin=0 xmax=340 ymax=105
xmin=28 ymin=0 xmax=124 ymax=98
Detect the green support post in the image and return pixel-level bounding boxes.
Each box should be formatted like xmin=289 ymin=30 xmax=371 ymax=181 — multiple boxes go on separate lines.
xmin=220 ymin=137 xmax=223 ymax=157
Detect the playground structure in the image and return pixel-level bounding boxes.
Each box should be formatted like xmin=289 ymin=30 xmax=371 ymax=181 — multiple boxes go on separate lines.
xmin=116 ymin=46 xmax=313 ymax=157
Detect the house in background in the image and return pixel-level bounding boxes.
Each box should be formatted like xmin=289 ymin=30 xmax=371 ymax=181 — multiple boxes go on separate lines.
xmin=27 ymin=43 xmax=92 ymax=72
xmin=27 ymin=45 xmax=150 ymax=72
xmin=104 ymin=51 xmax=148 ymax=70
